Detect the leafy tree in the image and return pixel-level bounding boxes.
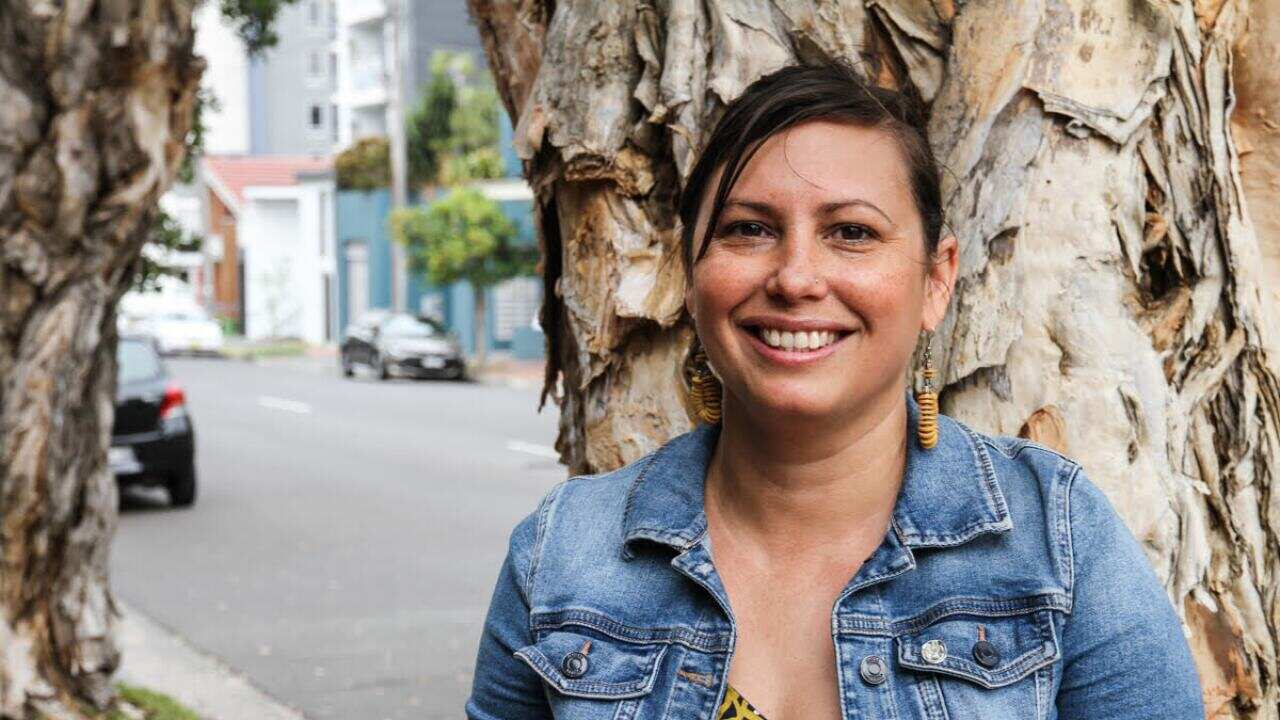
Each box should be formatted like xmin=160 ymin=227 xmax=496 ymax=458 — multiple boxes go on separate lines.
xmin=133 ymin=211 xmax=203 ymax=293
xmin=406 ymin=51 xmax=503 ymax=188
xmin=219 ymin=0 xmax=303 ymax=54
xmin=335 ymin=136 xmax=391 ymax=190
xmin=390 ymin=188 xmax=535 ymax=365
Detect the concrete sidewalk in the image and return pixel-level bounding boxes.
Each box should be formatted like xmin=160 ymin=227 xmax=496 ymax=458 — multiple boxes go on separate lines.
xmin=116 ymin=602 xmax=308 ymax=720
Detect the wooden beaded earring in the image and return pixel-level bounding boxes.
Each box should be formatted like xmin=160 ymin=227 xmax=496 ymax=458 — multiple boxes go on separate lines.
xmin=685 ymin=338 xmax=722 ymax=425
xmin=916 ymin=330 xmax=939 ymax=449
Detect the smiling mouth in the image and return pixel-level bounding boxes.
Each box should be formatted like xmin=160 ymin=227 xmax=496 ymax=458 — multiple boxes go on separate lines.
xmin=746 ymin=326 xmax=852 ymax=352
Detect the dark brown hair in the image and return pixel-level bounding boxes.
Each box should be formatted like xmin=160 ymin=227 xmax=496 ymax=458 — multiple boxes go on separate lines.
xmin=678 ymin=62 xmax=944 ymax=275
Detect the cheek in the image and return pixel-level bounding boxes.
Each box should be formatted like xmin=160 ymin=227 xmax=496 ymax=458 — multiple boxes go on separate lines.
xmin=689 ymin=255 xmax=764 ymax=318
xmin=834 ymin=261 xmax=925 ymax=329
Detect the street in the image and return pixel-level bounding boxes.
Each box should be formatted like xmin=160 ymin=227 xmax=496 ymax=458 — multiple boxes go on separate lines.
xmin=111 ymin=358 xmax=566 ymax=719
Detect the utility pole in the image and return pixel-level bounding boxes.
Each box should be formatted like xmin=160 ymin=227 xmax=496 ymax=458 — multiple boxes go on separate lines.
xmin=386 ymin=0 xmax=408 ymax=311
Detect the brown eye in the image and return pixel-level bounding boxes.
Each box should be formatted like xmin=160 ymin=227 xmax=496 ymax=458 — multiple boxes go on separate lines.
xmin=834 ymin=224 xmax=873 ymax=243
xmin=726 ymin=221 xmax=769 ymax=238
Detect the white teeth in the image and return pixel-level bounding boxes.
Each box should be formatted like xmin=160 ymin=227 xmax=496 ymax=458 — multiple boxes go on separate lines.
xmin=756 ymin=327 xmax=843 ymax=351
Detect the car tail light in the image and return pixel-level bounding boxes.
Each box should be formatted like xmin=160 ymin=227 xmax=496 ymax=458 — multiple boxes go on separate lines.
xmin=159 ymin=384 xmax=185 ymax=419
xmin=159 ymin=383 xmax=189 ymax=434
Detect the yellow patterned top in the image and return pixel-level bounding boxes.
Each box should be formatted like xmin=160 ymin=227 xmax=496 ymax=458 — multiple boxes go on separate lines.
xmin=718 ymin=685 xmax=769 ymax=720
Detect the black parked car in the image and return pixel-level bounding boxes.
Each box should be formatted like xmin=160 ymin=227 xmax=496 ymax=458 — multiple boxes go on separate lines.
xmin=341 ymin=312 xmax=466 ymax=380
xmin=111 ymin=335 xmax=197 ymax=507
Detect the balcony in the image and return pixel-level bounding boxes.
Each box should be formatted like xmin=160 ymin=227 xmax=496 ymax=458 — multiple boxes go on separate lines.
xmin=341 ymin=0 xmax=386 ymax=27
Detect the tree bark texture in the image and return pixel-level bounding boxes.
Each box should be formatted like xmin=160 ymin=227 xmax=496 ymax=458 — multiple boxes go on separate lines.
xmin=0 ymin=3 xmax=200 ymax=718
xmin=470 ymin=0 xmax=1280 ymax=716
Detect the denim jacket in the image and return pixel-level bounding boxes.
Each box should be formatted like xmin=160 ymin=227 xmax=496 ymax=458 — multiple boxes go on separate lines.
xmin=467 ymin=391 xmax=1204 ymax=719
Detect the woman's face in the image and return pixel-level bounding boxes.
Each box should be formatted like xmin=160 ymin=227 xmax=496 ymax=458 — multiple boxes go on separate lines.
xmin=685 ymin=119 xmax=958 ymax=423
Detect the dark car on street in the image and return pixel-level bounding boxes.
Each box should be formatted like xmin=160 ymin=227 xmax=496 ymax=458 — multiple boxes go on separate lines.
xmin=340 ymin=311 xmax=466 ymax=380
xmin=111 ymin=335 xmax=197 ymax=506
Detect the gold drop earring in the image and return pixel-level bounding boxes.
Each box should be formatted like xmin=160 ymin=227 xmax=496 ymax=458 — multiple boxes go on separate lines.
xmin=685 ymin=337 xmax=722 ymax=425
xmin=916 ymin=330 xmax=939 ymax=449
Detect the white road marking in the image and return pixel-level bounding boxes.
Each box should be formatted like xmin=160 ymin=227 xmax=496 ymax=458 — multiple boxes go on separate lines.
xmin=257 ymin=396 xmax=312 ymax=414
xmin=505 ymin=439 xmax=559 ymax=460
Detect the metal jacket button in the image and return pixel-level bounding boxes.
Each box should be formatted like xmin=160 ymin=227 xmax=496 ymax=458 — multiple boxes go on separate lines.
xmin=920 ymin=639 xmax=948 ymax=664
xmin=859 ymin=655 xmax=888 ymax=685
xmin=561 ymin=650 xmax=589 ymax=678
xmin=972 ymin=640 xmax=1000 ymax=668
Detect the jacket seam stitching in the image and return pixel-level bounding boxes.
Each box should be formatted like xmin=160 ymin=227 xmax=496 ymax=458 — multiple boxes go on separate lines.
xmin=530 ymin=610 xmax=732 ymax=653
xmin=1061 ymin=461 xmax=1080 ymax=603
xmin=525 ymin=479 xmax=567 ymax=620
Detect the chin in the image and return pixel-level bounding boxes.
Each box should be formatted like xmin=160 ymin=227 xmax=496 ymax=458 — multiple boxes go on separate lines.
xmin=740 ymin=383 xmax=843 ymax=420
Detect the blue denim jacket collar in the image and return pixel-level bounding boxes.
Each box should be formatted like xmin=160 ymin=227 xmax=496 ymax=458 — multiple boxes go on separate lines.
xmin=620 ymin=389 xmax=1013 ymax=559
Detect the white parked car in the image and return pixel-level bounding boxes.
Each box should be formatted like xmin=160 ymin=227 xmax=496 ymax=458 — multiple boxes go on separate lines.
xmin=138 ymin=308 xmax=225 ymax=356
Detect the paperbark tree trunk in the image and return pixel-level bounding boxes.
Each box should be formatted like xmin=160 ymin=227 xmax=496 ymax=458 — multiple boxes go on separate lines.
xmin=0 ymin=3 xmax=201 ymax=718
xmin=471 ymin=0 xmax=1280 ymax=716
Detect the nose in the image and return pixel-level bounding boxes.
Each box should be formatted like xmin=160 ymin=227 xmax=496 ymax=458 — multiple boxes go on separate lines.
xmin=765 ymin=236 xmax=828 ymax=302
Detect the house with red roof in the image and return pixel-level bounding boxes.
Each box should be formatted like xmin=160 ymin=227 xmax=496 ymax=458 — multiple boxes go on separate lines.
xmin=200 ymin=155 xmax=337 ymax=343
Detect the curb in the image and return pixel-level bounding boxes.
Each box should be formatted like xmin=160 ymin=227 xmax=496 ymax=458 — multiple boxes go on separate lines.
xmin=115 ymin=601 xmax=309 ymax=720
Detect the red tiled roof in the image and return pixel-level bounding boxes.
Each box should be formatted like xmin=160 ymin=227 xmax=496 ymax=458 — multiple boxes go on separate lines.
xmin=202 ymin=155 xmax=332 ymax=210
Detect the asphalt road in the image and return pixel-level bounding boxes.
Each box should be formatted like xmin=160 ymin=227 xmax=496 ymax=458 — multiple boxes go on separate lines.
xmin=111 ymin=357 xmax=567 ymax=720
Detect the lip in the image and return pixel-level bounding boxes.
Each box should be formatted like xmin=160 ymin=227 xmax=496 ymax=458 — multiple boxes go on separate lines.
xmin=741 ymin=324 xmax=852 ymax=365
xmin=737 ymin=315 xmax=856 ymax=333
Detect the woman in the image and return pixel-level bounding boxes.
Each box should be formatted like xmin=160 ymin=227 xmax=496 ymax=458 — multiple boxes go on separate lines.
xmin=466 ymin=62 xmax=1204 ymax=720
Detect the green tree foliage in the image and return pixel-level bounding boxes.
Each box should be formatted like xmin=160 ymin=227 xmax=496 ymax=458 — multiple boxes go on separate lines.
xmin=406 ymin=51 xmax=504 ymax=188
xmin=133 ymin=205 xmax=203 ymax=293
xmin=391 ymin=188 xmax=535 ymax=364
xmin=219 ymin=0 xmax=303 ymax=54
xmin=335 ymin=136 xmax=392 ymax=190
xmin=390 ymin=188 xmax=533 ymax=288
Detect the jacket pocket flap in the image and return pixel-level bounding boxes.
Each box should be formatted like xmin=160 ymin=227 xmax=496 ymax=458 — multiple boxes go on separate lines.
xmin=895 ymin=609 xmax=1059 ymax=688
xmin=515 ymin=631 xmax=668 ymax=699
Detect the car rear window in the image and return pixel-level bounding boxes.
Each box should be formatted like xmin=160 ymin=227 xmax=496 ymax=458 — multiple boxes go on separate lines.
xmin=118 ymin=338 xmax=163 ymax=384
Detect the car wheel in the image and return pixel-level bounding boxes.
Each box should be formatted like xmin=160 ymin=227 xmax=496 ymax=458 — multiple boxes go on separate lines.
xmin=375 ymin=354 xmax=390 ymax=381
xmin=341 ymin=354 xmax=354 ymax=377
xmin=168 ymin=465 xmax=197 ymax=508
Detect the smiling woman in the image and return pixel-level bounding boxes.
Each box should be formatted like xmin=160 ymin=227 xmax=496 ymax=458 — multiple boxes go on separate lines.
xmin=465 ymin=62 xmax=1205 ymax=720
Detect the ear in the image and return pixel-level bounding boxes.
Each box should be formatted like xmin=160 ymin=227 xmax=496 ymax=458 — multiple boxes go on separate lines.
xmin=921 ymin=234 xmax=959 ymax=332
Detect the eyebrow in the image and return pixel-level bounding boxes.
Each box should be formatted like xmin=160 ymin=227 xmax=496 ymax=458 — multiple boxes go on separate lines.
xmin=722 ymin=198 xmax=896 ymax=226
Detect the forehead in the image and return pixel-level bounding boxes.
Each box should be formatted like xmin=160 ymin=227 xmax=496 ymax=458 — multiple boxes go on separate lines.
xmin=721 ymin=120 xmax=913 ymax=211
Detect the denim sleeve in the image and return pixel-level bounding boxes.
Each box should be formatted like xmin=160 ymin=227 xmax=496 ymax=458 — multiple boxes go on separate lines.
xmin=465 ymin=510 xmax=552 ymax=720
xmin=1055 ymin=467 xmax=1204 ymax=719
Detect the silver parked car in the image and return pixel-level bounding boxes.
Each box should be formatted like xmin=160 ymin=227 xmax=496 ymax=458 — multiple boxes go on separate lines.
xmin=340 ymin=312 xmax=466 ymax=380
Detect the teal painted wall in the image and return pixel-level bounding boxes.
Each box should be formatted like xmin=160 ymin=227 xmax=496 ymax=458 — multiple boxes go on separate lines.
xmin=335 ymin=189 xmax=394 ymax=334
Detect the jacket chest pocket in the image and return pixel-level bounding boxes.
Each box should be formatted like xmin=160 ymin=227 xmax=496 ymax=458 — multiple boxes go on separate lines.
xmin=894 ymin=608 xmax=1061 ymax=720
xmin=516 ymin=630 xmax=669 ymax=720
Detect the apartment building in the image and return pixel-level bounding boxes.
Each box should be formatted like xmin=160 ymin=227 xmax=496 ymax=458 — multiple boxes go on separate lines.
xmin=330 ymin=0 xmax=484 ymax=150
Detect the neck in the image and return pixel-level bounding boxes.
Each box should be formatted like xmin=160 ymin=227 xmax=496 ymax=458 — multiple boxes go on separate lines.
xmin=705 ymin=387 xmax=909 ymax=554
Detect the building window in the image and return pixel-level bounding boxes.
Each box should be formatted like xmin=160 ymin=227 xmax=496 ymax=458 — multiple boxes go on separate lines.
xmin=493 ymin=277 xmax=542 ymax=342
xmin=309 ymin=50 xmax=323 ymax=77
xmin=308 ymin=0 xmax=321 ymax=26
xmin=330 ymin=104 xmax=339 ymax=143
xmin=310 ymin=105 xmax=322 ymax=129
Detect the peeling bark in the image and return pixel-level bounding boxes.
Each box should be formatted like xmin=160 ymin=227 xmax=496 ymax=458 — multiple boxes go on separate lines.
xmin=0 ymin=3 xmax=201 ymax=718
xmin=471 ymin=0 xmax=1280 ymax=715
